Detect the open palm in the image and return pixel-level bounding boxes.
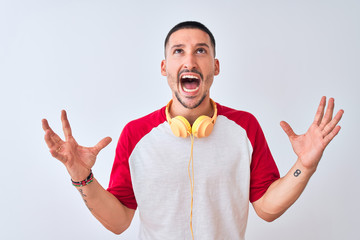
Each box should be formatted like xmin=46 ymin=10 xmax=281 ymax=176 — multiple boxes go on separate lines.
xmin=42 ymin=110 xmax=112 ymax=181
xmin=280 ymin=97 xmax=344 ymax=170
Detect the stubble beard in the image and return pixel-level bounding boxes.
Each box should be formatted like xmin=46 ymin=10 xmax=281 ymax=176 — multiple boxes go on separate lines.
xmin=175 ymin=91 xmax=207 ymax=110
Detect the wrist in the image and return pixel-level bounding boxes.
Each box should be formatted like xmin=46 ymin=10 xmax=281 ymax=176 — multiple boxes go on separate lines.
xmin=69 ymin=168 xmax=91 ymax=182
xmin=295 ymin=159 xmax=317 ymax=176
xmin=71 ymin=170 xmax=94 ymax=187
xmin=297 ymin=153 xmax=322 ymax=172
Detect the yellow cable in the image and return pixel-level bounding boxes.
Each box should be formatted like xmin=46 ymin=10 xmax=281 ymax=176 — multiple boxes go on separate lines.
xmin=188 ymin=133 xmax=195 ymax=240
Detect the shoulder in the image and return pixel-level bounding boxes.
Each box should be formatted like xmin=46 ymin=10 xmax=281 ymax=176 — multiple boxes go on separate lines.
xmin=216 ymin=102 xmax=265 ymax=148
xmin=120 ymin=106 xmax=167 ymax=144
xmin=216 ymin=102 xmax=260 ymax=130
xmin=125 ymin=106 xmax=167 ymax=130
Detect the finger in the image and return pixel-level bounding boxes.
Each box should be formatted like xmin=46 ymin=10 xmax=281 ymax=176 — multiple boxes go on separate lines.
xmin=322 ymin=109 xmax=344 ymax=137
xmin=280 ymin=121 xmax=297 ymax=138
xmin=45 ymin=130 xmax=66 ymax=163
xmin=44 ymin=130 xmax=56 ymax=148
xmin=93 ymin=137 xmax=112 ymax=155
xmin=61 ymin=110 xmax=73 ymax=141
xmin=42 ymin=119 xmax=56 ymax=147
xmin=323 ymin=125 xmax=341 ymax=147
xmin=319 ymin=98 xmax=335 ymax=130
xmin=42 ymin=119 xmax=51 ymax=131
xmin=45 ymin=133 xmax=64 ymax=160
xmin=42 ymin=118 xmax=63 ymax=143
xmin=313 ymin=96 xmax=326 ymax=125
xmin=44 ymin=128 xmax=63 ymax=148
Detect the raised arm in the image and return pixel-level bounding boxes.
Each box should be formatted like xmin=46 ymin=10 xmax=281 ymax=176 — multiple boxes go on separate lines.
xmin=252 ymin=97 xmax=344 ymax=222
xmin=42 ymin=110 xmax=135 ymax=234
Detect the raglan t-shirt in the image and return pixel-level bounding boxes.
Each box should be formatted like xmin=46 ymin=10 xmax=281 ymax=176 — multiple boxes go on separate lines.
xmin=107 ymin=102 xmax=280 ymax=240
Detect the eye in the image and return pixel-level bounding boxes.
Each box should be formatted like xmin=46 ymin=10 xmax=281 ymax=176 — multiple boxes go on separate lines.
xmin=196 ymin=48 xmax=207 ymax=54
xmin=173 ymin=49 xmax=183 ymax=54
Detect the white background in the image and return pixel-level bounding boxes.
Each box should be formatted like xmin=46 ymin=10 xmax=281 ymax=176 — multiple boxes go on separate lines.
xmin=1 ymin=0 xmax=359 ymax=239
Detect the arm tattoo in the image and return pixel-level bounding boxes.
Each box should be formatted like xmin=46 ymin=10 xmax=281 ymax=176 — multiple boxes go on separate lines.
xmin=78 ymin=189 xmax=87 ymax=198
xmin=78 ymin=189 xmax=93 ymax=212
xmin=294 ymin=169 xmax=302 ymax=177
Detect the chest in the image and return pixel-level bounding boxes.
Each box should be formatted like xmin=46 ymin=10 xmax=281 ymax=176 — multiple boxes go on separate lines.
xmin=129 ymin=118 xmax=253 ymax=197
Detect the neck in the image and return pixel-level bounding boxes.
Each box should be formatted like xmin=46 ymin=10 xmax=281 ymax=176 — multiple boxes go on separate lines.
xmin=169 ymin=97 xmax=214 ymax=125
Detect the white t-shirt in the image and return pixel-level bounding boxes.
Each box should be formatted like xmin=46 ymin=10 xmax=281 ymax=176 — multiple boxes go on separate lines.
xmin=108 ymin=102 xmax=279 ymax=240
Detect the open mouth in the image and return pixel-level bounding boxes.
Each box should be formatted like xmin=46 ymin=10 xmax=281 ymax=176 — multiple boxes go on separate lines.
xmin=180 ymin=74 xmax=200 ymax=93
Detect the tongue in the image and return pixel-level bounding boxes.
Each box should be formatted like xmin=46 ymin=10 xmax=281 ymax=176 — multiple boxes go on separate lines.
xmin=183 ymin=81 xmax=198 ymax=90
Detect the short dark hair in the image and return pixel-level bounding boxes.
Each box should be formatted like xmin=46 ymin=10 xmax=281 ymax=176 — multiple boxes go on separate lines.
xmin=164 ymin=21 xmax=216 ymax=57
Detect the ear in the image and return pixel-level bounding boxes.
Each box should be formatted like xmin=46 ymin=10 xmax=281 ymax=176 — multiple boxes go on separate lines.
xmin=161 ymin=60 xmax=167 ymax=76
xmin=214 ymin=59 xmax=220 ymax=76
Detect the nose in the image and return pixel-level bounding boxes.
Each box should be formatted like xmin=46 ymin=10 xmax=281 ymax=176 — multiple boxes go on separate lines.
xmin=183 ymin=53 xmax=198 ymax=70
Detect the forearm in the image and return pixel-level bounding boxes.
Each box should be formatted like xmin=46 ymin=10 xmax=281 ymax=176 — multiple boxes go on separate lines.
xmin=76 ymin=178 xmax=135 ymax=234
xmin=253 ymin=159 xmax=316 ymax=221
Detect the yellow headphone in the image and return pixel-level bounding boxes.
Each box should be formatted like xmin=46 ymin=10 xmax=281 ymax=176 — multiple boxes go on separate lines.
xmin=165 ymin=99 xmax=217 ymax=138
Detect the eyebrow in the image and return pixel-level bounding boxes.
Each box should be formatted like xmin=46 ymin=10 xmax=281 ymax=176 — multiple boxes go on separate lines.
xmin=196 ymin=43 xmax=210 ymax=48
xmin=170 ymin=43 xmax=210 ymax=49
xmin=170 ymin=44 xmax=185 ymax=49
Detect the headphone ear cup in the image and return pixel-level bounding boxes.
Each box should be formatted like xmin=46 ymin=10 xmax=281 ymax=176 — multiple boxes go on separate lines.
xmin=170 ymin=116 xmax=191 ymax=138
xmin=192 ymin=115 xmax=214 ymax=138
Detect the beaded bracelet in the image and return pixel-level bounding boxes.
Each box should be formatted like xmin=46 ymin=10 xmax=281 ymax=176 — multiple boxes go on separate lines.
xmin=71 ymin=170 xmax=94 ymax=187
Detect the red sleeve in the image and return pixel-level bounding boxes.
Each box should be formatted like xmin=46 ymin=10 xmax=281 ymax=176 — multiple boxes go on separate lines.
xmin=247 ymin=115 xmax=280 ymax=203
xmin=107 ymin=124 xmax=138 ymax=210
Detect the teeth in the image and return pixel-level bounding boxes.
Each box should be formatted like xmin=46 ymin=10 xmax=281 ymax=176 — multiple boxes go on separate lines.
xmin=182 ymin=75 xmax=199 ymax=79
xmin=183 ymin=86 xmax=199 ymax=92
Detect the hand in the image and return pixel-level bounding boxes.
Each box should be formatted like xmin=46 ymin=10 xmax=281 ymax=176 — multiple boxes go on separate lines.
xmin=280 ymin=97 xmax=344 ymax=171
xmin=42 ymin=110 xmax=112 ymax=181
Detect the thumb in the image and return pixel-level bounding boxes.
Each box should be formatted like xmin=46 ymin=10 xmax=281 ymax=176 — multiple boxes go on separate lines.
xmin=93 ymin=137 xmax=112 ymax=155
xmin=280 ymin=121 xmax=296 ymax=138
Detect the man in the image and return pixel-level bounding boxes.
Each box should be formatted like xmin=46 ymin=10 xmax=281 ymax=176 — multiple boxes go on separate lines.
xmin=42 ymin=21 xmax=344 ymax=239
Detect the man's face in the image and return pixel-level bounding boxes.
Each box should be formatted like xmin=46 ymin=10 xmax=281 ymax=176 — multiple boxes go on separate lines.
xmin=161 ymin=28 xmax=220 ymax=109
